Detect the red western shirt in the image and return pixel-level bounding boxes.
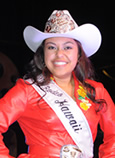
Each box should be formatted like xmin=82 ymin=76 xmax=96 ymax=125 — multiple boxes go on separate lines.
xmin=0 ymin=77 xmax=115 ymax=158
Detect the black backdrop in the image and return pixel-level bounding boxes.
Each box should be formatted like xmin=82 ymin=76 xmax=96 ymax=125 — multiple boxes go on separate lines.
xmin=0 ymin=1 xmax=115 ymax=157
xmin=0 ymin=1 xmax=114 ymax=100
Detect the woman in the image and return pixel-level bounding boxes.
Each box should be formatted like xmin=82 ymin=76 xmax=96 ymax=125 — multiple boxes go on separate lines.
xmin=0 ymin=10 xmax=115 ymax=158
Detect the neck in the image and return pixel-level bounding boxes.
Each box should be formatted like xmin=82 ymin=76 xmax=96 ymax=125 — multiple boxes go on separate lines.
xmin=53 ymin=74 xmax=76 ymax=101
xmin=53 ymin=75 xmax=73 ymax=87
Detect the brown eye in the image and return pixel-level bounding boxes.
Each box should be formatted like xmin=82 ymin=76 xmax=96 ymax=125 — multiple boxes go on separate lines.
xmin=48 ymin=46 xmax=56 ymax=50
xmin=64 ymin=46 xmax=72 ymax=50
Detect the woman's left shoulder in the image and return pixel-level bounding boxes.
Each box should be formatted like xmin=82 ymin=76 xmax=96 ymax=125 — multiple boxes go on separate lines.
xmin=86 ymin=79 xmax=104 ymax=90
xmin=86 ymin=79 xmax=108 ymax=100
xmin=86 ymin=79 xmax=114 ymax=103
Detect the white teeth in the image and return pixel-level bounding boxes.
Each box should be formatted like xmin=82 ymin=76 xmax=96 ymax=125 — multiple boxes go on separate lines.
xmin=54 ymin=62 xmax=67 ymax=65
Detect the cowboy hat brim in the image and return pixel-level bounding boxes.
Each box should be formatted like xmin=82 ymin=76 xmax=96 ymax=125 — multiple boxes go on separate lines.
xmin=23 ymin=23 xmax=102 ymax=57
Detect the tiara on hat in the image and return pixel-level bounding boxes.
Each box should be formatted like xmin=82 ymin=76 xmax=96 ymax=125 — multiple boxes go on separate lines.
xmin=44 ymin=10 xmax=78 ymax=33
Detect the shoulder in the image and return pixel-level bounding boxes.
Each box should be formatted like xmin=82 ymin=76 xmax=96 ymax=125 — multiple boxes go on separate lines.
xmin=5 ymin=78 xmax=36 ymax=99
xmin=14 ymin=78 xmax=30 ymax=92
xmin=4 ymin=78 xmax=29 ymax=99
xmin=85 ymin=80 xmax=115 ymax=114
xmin=16 ymin=78 xmax=36 ymax=89
xmin=2 ymin=78 xmax=41 ymax=104
xmin=15 ymin=78 xmax=39 ymax=94
xmin=86 ymin=79 xmax=104 ymax=89
xmin=16 ymin=78 xmax=41 ymax=98
xmin=85 ymin=79 xmax=105 ymax=99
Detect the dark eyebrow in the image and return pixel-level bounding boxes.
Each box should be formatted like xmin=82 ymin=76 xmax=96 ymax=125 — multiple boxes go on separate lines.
xmin=45 ymin=41 xmax=75 ymax=46
xmin=64 ymin=41 xmax=75 ymax=45
xmin=45 ymin=42 xmax=56 ymax=46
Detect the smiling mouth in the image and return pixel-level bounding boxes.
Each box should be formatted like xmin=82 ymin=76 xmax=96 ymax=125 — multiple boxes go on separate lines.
xmin=54 ymin=61 xmax=67 ymax=66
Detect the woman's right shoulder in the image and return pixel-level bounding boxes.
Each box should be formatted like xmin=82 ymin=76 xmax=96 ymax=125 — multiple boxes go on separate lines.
xmin=14 ymin=78 xmax=32 ymax=91
xmin=2 ymin=78 xmax=39 ymax=100
xmin=15 ymin=78 xmax=41 ymax=98
xmin=15 ymin=78 xmax=38 ymax=93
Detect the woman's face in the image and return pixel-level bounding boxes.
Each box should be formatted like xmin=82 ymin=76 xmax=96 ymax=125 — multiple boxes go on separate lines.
xmin=44 ymin=37 xmax=79 ymax=79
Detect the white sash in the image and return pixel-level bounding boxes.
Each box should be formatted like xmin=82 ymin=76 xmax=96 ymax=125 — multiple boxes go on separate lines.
xmin=27 ymin=78 xmax=93 ymax=158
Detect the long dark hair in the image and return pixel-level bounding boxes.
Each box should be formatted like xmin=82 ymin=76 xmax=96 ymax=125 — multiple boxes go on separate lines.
xmin=24 ymin=40 xmax=106 ymax=112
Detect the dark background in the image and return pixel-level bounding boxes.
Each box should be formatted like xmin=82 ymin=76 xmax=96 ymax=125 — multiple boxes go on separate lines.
xmin=0 ymin=1 xmax=115 ymax=157
xmin=0 ymin=1 xmax=115 ymax=100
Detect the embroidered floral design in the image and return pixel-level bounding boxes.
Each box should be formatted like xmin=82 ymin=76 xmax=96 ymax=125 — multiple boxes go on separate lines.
xmin=77 ymin=84 xmax=92 ymax=111
xmin=50 ymin=76 xmax=54 ymax=81
xmin=51 ymin=76 xmax=92 ymax=111
xmin=44 ymin=10 xmax=77 ymax=33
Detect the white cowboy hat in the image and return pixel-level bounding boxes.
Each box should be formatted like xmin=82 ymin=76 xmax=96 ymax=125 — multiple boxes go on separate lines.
xmin=23 ymin=10 xmax=102 ymax=57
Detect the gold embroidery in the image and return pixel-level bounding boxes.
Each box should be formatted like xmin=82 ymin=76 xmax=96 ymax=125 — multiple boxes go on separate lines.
xmin=77 ymin=84 xmax=92 ymax=111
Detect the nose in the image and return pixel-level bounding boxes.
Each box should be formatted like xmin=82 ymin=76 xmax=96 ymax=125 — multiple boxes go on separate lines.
xmin=56 ymin=49 xmax=64 ymax=57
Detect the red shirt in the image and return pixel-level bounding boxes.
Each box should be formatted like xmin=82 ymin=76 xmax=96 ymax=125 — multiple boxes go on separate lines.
xmin=0 ymin=77 xmax=115 ymax=158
